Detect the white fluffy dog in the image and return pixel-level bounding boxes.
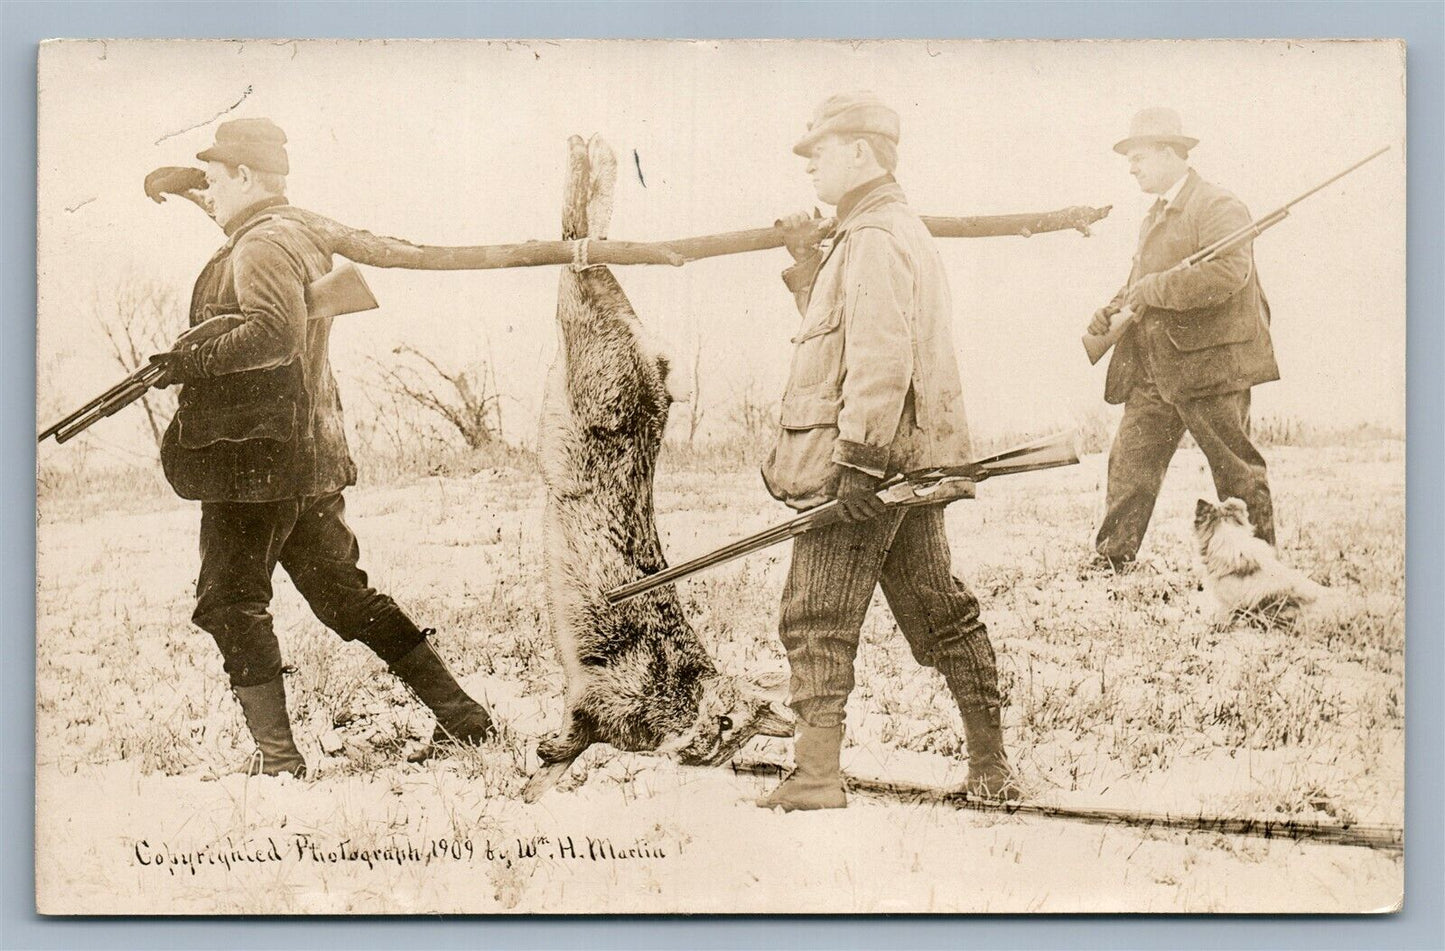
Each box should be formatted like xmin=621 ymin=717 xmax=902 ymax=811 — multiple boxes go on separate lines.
xmin=1193 ymin=497 xmax=1330 ymax=629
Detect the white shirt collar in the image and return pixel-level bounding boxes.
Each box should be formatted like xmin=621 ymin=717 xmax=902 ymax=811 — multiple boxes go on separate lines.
xmin=1160 ymin=168 xmax=1191 ymax=207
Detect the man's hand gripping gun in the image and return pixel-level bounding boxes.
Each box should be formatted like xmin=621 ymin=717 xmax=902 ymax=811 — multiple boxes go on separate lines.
xmin=603 ymin=430 xmax=1081 ymax=606
xmin=1080 ymin=146 xmax=1390 ymax=365
xmin=38 ymin=263 xmax=378 ymax=445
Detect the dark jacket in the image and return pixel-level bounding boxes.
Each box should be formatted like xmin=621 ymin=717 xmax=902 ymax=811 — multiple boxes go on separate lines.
xmin=160 ymin=198 xmax=357 ymax=501
xmin=1104 ymin=169 xmax=1280 ymax=405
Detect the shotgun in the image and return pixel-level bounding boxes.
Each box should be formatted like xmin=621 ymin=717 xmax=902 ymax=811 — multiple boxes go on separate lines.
xmin=1081 ymin=146 xmax=1391 ymax=365
xmin=602 ymin=431 xmax=1081 ymax=606
xmin=38 ymin=262 xmax=378 ymax=445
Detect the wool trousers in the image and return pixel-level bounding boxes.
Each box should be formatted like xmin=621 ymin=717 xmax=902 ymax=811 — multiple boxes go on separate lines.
xmin=1095 ymin=379 xmax=1274 ymax=562
xmin=192 ymin=491 xmax=424 ymax=687
xmin=778 ymin=504 xmax=1000 ymax=728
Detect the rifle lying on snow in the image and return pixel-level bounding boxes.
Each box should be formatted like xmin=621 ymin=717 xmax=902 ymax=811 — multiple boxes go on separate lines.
xmin=144 ymin=165 xmax=1113 ymax=270
xmin=37 ymin=262 xmax=378 ymax=445
xmin=603 ymin=431 xmax=1081 ymax=606
xmin=1081 ymin=146 xmax=1391 ymax=365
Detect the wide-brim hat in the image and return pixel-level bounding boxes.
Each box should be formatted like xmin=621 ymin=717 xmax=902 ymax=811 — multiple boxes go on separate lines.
xmin=1113 ymin=106 xmax=1199 ymax=155
xmin=793 ymin=91 xmax=900 ymax=157
xmin=197 ymin=117 xmax=290 ymax=174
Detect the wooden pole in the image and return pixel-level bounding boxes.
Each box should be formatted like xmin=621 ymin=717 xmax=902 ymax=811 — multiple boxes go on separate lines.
xmin=733 ymin=762 xmax=1403 ymax=852
xmin=144 ymin=166 xmax=1112 ymax=271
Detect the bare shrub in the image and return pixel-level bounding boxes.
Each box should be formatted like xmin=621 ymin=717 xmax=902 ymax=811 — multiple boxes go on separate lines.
xmin=376 ymin=343 xmax=505 ymax=450
xmin=91 ymin=276 xmax=183 ymax=448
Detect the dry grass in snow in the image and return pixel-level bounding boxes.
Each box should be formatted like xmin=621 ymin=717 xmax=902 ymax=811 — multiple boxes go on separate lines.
xmin=35 ymin=441 xmax=1404 ymax=913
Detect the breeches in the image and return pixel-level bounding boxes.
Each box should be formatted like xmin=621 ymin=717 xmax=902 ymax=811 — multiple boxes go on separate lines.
xmin=1096 ymin=380 xmax=1274 ymax=561
xmin=192 ymin=491 xmax=423 ymax=686
xmin=778 ymin=503 xmax=1000 ymax=728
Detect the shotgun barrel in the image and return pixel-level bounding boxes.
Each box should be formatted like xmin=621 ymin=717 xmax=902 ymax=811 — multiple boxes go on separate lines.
xmin=38 ymin=263 xmax=378 ymax=446
xmin=603 ymin=431 xmax=1080 ymax=606
xmin=1081 ymin=146 xmax=1390 ymax=365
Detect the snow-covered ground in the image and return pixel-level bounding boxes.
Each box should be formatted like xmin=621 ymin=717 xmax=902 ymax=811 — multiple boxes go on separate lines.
xmin=35 ymin=442 xmax=1404 ymax=913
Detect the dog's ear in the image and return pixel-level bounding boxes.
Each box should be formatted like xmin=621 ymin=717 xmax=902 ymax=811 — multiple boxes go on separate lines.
xmin=1195 ymin=498 xmax=1216 ymax=521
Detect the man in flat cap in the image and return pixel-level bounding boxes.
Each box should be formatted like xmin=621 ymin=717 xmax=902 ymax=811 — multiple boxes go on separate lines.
xmin=150 ymin=118 xmax=496 ymax=778
xmin=760 ymin=92 xmax=1019 ymax=810
xmin=1085 ymin=108 xmax=1279 ymax=572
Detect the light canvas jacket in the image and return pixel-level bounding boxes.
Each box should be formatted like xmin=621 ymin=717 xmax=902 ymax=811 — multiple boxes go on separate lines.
xmin=762 ymin=180 xmax=972 ymax=510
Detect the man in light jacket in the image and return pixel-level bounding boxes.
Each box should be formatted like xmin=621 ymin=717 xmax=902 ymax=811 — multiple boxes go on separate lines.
xmin=760 ymin=92 xmax=1018 ymax=811
xmin=1086 ymin=108 xmax=1279 ymax=571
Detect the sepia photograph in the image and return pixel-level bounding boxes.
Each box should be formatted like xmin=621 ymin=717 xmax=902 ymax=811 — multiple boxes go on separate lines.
xmin=34 ymin=37 xmax=1405 ymax=915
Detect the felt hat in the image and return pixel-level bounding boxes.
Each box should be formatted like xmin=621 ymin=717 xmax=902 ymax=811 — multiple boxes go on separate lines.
xmin=196 ymin=118 xmax=290 ymax=174
xmin=793 ymin=91 xmax=900 ymax=157
xmin=1113 ymin=107 xmax=1199 ymax=155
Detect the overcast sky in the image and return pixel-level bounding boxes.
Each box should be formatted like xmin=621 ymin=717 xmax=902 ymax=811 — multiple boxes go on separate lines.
xmin=37 ymin=39 xmax=1405 ymax=459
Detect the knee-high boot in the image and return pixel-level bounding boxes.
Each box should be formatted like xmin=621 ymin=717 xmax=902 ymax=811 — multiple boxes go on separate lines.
xmin=960 ymin=704 xmax=1021 ymax=801
xmin=233 ymin=675 xmax=309 ymax=779
xmin=388 ymin=636 xmax=496 ymax=745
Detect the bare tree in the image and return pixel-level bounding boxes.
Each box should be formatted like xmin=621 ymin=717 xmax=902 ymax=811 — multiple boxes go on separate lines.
xmin=729 ymin=374 xmax=776 ymax=442
xmin=377 ymin=343 xmax=504 ymax=449
xmin=91 ymin=277 xmax=181 ymax=448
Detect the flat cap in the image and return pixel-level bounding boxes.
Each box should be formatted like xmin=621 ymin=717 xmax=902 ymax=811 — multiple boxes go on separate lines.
xmin=196 ymin=118 xmax=290 ymax=175
xmin=793 ymin=91 xmax=900 ymax=157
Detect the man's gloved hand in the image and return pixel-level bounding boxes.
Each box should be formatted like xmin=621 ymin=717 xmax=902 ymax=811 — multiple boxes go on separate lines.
xmin=143 ymin=165 xmax=208 ymax=204
xmin=776 ymin=208 xmax=826 ymax=262
xmin=149 ymin=348 xmax=202 ymax=389
xmin=834 ymin=466 xmax=888 ymax=522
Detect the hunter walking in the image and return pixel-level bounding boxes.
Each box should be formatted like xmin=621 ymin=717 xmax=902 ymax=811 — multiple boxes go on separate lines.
xmin=760 ymin=92 xmax=1019 ymax=810
xmin=1086 ymin=108 xmax=1280 ymax=571
xmin=151 ymin=118 xmax=495 ymax=778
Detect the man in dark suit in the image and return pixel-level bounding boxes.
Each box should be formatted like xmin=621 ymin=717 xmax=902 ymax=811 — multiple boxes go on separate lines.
xmin=152 ymin=119 xmax=496 ymax=777
xmin=1087 ymin=108 xmax=1280 ymax=570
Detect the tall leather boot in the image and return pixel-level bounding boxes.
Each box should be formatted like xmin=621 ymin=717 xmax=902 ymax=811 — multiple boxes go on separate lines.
xmin=233 ymin=676 xmax=308 ymax=779
xmin=388 ymin=637 xmax=496 ymax=746
xmin=758 ymin=721 xmax=847 ymax=812
xmin=961 ymin=704 xmax=1022 ymax=801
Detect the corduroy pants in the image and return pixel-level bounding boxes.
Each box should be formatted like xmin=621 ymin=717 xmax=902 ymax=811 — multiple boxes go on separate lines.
xmin=778 ymin=504 xmax=1000 ymax=728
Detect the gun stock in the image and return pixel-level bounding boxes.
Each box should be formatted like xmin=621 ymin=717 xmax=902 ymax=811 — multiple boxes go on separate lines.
xmin=306 ymin=262 xmax=378 ymax=320
xmin=39 ymin=262 xmax=380 ymax=445
xmin=1082 ymin=307 xmax=1131 ymax=365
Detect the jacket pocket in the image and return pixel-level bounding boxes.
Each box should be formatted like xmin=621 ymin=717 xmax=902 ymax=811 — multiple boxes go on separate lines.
xmin=1161 ymin=300 xmax=1258 ymax=353
xmin=778 ymin=389 xmax=841 ymax=429
xmin=177 ymin=395 xmax=298 ymax=449
xmin=761 ymin=425 xmax=839 ymax=510
xmin=786 ymin=302 xmax=845 ymax=391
